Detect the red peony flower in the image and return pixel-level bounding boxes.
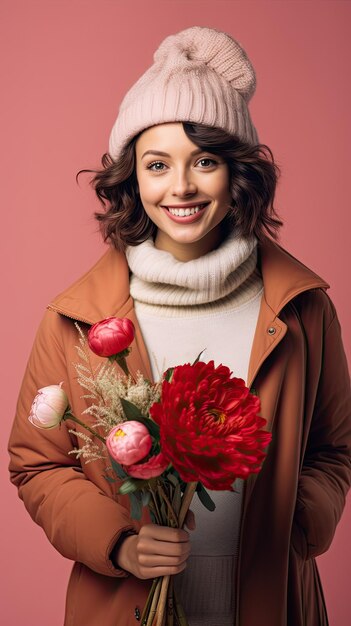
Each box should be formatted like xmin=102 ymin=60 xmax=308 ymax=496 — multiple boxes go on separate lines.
xmin=125 ymin=452 xmax=169 ymax=480
xmin=150 ymin=361 xmax=271 ymax=491
xmin=88 ymin=317 xmax=135 ymax=358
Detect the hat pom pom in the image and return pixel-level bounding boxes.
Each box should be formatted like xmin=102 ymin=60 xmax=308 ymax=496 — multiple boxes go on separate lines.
xmin=154 ymin=26 xmax=256 ymax=102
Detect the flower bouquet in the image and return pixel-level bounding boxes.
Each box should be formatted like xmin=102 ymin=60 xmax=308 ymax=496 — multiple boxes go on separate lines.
xmin=29 ymin=316 xmax=272 ymax=626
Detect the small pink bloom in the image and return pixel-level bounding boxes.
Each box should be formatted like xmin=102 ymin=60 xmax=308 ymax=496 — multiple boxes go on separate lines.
xmin=106 ymin=421 xmax=152 ymax=465
xmin=28 ymin=383 xmax=69 ymax=429
xmin=126 ymin=452 xmax=169 ymax=479
xmin=88 ymin=317 xmax=135 ymax=358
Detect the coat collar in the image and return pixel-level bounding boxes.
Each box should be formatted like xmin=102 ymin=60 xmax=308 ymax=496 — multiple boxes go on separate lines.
xmin=247 ymin=237 xmax=329 ymax=388
xmin=257 ymin=236 xmax=330 ymax=316
xmin=48 ymin=237 xmax=330 ymax=387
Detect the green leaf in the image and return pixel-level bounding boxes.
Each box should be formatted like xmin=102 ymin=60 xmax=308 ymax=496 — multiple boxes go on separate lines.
xmin=110 ymin=457 xmax=128 ymax=480
xmin=138 ymin=415 xmax=160 ymax=439
xmin=108 ymin=347 xmax=130 ymax=361
xmin=164 ymin=367 xmax=174 ymax=382
xmin=167 ymin=472 xmax=179 ymax=489
xmin=197 ymin=483 xmax=216 ymax=512
xmin=250 ymin=387 xmax=258 ymax=396
xmin=171 ymin=469 xmax=188 ymax=493
xmin=141 ymin=490 xmax=151 ymax=507
xmin=120 ymin=398 xmax=160 ymax=439
xmin=129 ymin=491 xmax=143 ymax=520
xmin=119 ymin=478 xmax=139 ymax=495
xmin=120 ymin=397 xmax=144 ymax=420
xmin=172 ymin=483 xmax=181 ymax=516
xmin=160 ymin=499 xmax=167 ymax=525
xmin=192 ymin=349 xmax=206 ymax=365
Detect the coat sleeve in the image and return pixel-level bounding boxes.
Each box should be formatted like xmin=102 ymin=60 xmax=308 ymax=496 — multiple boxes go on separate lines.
xmin=293 ymin=298 xmax=351 ymax=559
xmin=8 ymin=309 xmax=136 ymax=578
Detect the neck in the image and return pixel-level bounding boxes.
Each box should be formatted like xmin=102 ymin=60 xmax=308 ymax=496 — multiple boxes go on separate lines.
xmin=154 ymin=222 xmax=226 ymax=261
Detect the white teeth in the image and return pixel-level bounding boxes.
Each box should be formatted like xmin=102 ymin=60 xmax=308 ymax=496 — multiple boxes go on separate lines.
xmin=167 ymin=204 xmax=206 ymax=216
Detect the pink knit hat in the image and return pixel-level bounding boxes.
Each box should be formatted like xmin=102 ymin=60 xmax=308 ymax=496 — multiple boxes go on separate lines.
xmin=109 ymin=26 xmax=258 ymax=161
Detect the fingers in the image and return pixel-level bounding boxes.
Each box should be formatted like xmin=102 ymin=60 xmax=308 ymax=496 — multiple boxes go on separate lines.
xmin=115 ymin=524 xmax=192 ymax=580
xmin=139 ymin=524 xmax=189 ymax=543
xmin=135 ymin=537 xmax=189 ymax=579
xmin=137 ymin=561 xmax=188 ymax=580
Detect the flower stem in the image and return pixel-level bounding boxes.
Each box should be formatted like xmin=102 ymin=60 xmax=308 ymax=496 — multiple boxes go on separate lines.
xmin=63 ymin=413 xmax=105 ymax=443
xmin=141 ymin=578 xmax=159 ymax=626
xmin=178 ymin=481 xmax=198 ymax=528
xmin=145 ymin=578 xmax=162 ymax=626
xmin=116 ymin=356 xmax=130 ymax=379
xmin=156 ymin=575 xmax=170 ymax=626
xmin=167 ymin=577 xmax=174 ymax=626
xmin=154 ymin=482 xmax=198 ymax=625
xmin=109 ymin=351 xmax=137 ymax=384
xmin=157 ymin=483 xmax=178 ymax=527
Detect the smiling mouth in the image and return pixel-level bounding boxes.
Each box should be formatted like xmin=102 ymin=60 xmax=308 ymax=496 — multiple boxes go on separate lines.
xmin=163 ymin=202 xmax=209 ymax=217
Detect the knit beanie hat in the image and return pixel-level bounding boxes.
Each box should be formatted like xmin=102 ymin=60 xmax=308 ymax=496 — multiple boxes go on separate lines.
xmin=109 ymin=26 xmax=258 ymax=161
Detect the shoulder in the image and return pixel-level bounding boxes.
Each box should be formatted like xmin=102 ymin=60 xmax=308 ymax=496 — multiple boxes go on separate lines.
xmin=257 ymin=237 xmax=331 ymax=317
xmin=289 ymin=288 xmax=337 ymax=335
xmin=28 ymin=308 xmax=80 ymax=372
xmin=47 ymin=247 xmax=131 ymax=324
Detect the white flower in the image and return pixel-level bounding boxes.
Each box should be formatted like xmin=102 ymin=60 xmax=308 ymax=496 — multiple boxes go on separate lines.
xmin=28 ymin=383 xmax=69 ymax=429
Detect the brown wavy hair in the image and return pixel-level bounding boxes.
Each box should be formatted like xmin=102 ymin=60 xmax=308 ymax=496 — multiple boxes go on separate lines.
xmin=80 ymin=122 xmax=283 ymax=250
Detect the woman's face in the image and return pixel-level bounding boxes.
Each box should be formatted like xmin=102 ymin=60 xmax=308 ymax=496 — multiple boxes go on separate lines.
xmin=135 ymin=122 xmax=232 ymax=261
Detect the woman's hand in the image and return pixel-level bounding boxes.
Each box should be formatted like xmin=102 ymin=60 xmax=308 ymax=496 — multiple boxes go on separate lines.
xmin=114 ymin=523 xmax=192 ymax=579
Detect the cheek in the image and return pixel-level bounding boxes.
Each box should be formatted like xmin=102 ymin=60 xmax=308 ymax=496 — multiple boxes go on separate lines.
xmin=138 ymin=176 xmax=165 ymax=205
xmin=206 ymin=169 xmax=231 ymax=198
xmin=214 ymin=182 xmax=232 ymax=207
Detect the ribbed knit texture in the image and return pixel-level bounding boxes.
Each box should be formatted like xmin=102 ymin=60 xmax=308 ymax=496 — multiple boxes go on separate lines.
xmin=109 ymin=26 xmax=258 ymax=161
xmin=173 ymin=483 xmax=244 ymax=626
xmin=127 ymin=232 xmax=263 ymax=624
xmin=126 ymin=230 xmax=262 ymax=315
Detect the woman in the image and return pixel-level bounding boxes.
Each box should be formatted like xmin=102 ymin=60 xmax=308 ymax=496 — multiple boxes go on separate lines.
xmin=8 ymin=26 xmax=351 ymax=626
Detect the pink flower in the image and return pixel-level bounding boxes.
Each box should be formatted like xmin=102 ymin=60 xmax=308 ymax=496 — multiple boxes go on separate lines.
xmin=88 ymin=317 xmax=135 ymax=358
xmin=106 ymin=421 xmax=152 ymax=465
xmin=28 ymin=383 xmax=69 ymax=429
xmin=126 ymin=452 xmax=169 ymax=479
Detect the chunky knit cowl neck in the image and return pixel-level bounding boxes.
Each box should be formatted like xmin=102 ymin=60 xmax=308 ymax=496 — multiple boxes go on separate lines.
xmin=126 ymin=230 xmax=263 ymax=315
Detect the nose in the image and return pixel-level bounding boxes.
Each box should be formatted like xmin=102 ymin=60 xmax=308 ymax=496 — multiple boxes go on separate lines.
xmin=170 ymin=167 xmax=197 ymax=197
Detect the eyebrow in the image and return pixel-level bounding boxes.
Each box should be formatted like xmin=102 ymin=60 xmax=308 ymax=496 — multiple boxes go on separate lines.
xmin=141 ymin=148 xmax=205 ymax=159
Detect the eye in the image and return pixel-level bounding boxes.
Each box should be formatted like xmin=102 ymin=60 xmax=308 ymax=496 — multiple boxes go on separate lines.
xmin=196 ymin=158 xmax=217 ymax=168
xmin=147 ymin=161 xmax=166 ymax=172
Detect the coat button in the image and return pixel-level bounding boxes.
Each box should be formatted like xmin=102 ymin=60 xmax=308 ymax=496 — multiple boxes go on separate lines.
xmin=267 ymin=326 xmax=276 ymax=335
xmin=134 ymin=606 xmax=141 ymax=621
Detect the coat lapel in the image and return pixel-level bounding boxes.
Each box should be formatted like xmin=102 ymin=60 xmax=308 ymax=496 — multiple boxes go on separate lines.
xmin=247 ymin=237 xmax=329 ymax=390
xmin=49 ymin=237 xmax=330 ymax=397
xmin=48 ymin=248 xmax=155 ymax=382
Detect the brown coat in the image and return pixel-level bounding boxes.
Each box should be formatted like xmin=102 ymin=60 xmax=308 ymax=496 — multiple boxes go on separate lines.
xmin=8 ymin=236 xmax=351 ymax=626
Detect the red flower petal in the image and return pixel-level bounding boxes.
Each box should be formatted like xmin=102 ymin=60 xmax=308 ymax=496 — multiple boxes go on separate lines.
xmin=150 ymin=361 xmax=271 ymax=490
xmin=88 ymin=317 xmax=135 ymax=357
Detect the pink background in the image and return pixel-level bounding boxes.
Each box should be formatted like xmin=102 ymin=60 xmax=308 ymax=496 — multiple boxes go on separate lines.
xmin=1 ymin=1 xmax=350 ymax=624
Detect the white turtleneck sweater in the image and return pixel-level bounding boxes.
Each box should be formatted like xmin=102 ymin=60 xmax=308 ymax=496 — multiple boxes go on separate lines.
xmin=126 ymin=231 xmax=264 ymax=626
